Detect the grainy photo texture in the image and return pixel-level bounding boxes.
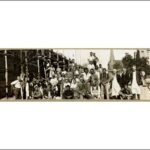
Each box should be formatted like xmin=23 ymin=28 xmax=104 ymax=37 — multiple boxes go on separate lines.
xmin=0 ymin=49 xmax=150 ymax=101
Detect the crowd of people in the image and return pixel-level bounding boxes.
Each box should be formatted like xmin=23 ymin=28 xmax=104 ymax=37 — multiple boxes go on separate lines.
xmin=10 ymin=51 xmax=147 ymax=100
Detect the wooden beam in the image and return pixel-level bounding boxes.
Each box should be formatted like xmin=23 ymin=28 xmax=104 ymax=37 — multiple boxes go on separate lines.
xmin=4 ymin=50 xmax=8 ymax=98
xmin=37 ymin=49 xmax=40 ymax=79
xmin=25 ymin=51 xmax=28 ymax=78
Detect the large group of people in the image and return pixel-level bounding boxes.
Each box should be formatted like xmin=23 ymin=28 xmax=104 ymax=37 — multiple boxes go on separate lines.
xmin=10 ymin=51 xmax=147 ymax=100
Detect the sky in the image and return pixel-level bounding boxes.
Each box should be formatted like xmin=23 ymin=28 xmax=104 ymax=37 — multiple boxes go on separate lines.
xmin=54 ymin=49 xmax=136 ymax=69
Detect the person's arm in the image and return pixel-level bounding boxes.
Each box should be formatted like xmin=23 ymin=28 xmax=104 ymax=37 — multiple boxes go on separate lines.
xmin=11 ymin=80 xmax=18 ymax=85
xmin=126 ymin=73 xmax=131 ymax=85
xmin=128 ymin=73 xmax=132 ymax=85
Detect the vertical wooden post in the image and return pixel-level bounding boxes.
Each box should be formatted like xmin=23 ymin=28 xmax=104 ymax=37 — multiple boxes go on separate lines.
xmin=20 ymin=50 xmax=24 ymax=75
xmin=25 ymin=50 xmax=28 ymax=100
xmin=37 ymin=49 xmax=40 ymax=79
xmin=68 ymin=58 xmax=70 ymax=72
xmin=41 ymin=49 xmax=46 ymax=78
xmin=25 ymin=51 xmax=28 ymax=78
xmin=49 ymin=49 xmax=51 ymax=63
xmin=4 ymin=50 xmax=8 ymax=99
xmin=62 ymin=56 xmax=65 ymax=70
xmin=62 ymin=50 xmax=64 ymax=70
xmin=57 ymin=50 xmax=59 ymax=68
xmin=41 ymin=49 xmax=44 ymax=56
xmin=20 ymin=50 xmax=24 ymax=100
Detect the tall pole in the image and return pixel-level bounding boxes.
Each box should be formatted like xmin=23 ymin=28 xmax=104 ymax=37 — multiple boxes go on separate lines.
xmin=49 ymin=49 xmax=51 ymax=63
xmin=25 ymin=51 xmax=28 ymax=78
xmin=20 ymin=50 xmax=24 ymax=100
xmin=37 ymin=49 xmax=40 ymax=79
xmin=20 ymin=50 xmax=24 ymax=76
xmin=4 ymin=50 xmax=8 ymax=99
xmin=62 ymin=50 xmax=65 ymax=70
xmin=57 ymin=50 xmax=59 ymax=68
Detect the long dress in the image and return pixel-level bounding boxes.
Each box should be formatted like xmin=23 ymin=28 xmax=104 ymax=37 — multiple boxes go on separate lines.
xmin=26 ymin=82 xmax=29 ymax=99
xmin=111 ymin=74 xmax=121 ymax=97
xmin=131 ymin=72 xmax=141 ymax=95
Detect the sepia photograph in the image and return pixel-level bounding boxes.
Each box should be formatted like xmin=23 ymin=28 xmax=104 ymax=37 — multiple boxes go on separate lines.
xmin=1 ymin=1 xmax=150 ymax=149
xmin=0 ymin=48 xmax=150 ymax=101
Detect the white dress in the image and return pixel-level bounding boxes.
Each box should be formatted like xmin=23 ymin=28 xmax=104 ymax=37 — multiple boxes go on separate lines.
xmin=131 ymin=72 xmax=141 ymax=94
xmin=111 ymin=74 xmax=121 ymax=97
xmin=82 ymin=73 xmax=91 ymax=82
xmin=26 ymin=82 xmax=29 ymax=98
xmin=70 ymin=83 xmax=77 ymax=90
xmin=91 ymin=86 xmax=100 ymax=98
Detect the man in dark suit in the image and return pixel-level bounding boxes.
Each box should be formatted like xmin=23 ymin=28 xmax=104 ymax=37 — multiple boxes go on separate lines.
xmin=116 ymin=68 xmax=131 ymax=99
xmin=120 ymin=68 xmax=130 ymax=88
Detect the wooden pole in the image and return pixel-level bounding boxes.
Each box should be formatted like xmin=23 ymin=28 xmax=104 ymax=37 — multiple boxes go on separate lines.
xmin=49 ymin=49 xmax=51 ymax=63
xmin=62 ymin=50 xmax=66 ymax=70
xmin=41 ymin=49 xmax=46 ymax=78
xmin=25 ymin=51 xmax=28 ymax=78
xmin=20 ymin=50 xmax=24 ymax=75
xmin=20 ymin=50 xmax=24 ymax=100
xmin=37 ymin=49 xmax=40 ymax=79
xmin=25 ymin=50 xmax=29 ymax=100
xmin=4 ymin=50 xmax=8 ymax=99
xmin=57 ymin=50 xmax=59 ymax=68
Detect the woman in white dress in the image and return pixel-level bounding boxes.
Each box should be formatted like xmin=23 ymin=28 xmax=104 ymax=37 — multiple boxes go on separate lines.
xmin=111 ymin=69 xmax=121 ymax=99
xmin=131 ymin=66 xmax=141 ymax=100
xmin=70 ymin=79 xmax=78 ymax=98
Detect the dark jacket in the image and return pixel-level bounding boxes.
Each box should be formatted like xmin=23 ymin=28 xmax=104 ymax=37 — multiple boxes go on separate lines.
xmin=117 ymin=72 xmax=130 ymax=88
xmin=130 ymin=71 xmax=142 ymax=86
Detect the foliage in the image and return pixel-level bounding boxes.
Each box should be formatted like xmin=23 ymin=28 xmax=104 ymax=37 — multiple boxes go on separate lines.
xmin=122 ymin=51 xmax=150 ymax=75
xmin=113 ymin=61 xmax=123 ymax=70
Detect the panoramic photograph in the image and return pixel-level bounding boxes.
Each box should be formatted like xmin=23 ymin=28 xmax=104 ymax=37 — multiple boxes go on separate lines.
xmin=0 ymin=49 xmax=150 ymax=101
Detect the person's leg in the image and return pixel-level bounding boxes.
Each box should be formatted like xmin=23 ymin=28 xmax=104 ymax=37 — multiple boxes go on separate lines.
xmin=132 ymin=94 xmax=136 ymax=99
xmin=100 ymin=84 xmax=104 ymax=99
xmin=137 ymin=85 xmax=141 ymax=100
xmin=14 ymin=88 xmax=18 ymax=99
xmin=105 ymin=83 xmax=109 ymax=99
xmin=80 ymin=94 xmax=83 ymax=99
xmin=16 ymin=88 xmax=21 ymax=99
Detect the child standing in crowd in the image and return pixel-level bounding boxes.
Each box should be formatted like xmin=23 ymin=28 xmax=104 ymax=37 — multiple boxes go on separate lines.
xmin=11 ymin=76 xmax=22 ymax=99
xmin=70 ymin=78 xmax=78 ymax=98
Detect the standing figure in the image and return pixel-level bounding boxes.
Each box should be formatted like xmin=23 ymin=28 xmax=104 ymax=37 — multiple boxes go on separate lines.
xmin=82 ymin=67 xmax=91 ymax=83
xmin=117 ymin=68 xmax=130 ymax=89
xmin=76 ymin=76 xmax=91 ymax=99
xmin=11 ymin=76 xmax=22 ymax=99
xmin=130 ymin=66 xmax=142 ymax=100
xmin=111 ymin=69 xmax=121 ymax=99
xmin=93 ymin=53 xmax=99 ymax=68
xmin=50 ymin=74 xmax=59 ymax=98
xmin=32 ymin=85 xmax=42 ymax=99
xmin=88 ymin=52 xmax=94 ymax=63
xmin=100 ymin=68 xmax=111 ymax=99
xmin=63 ymin=85 xmax=74 ymax=99
xmin=89 ymin=68 xmax=100 ymax=99
xmin=45 ymin=62 xmax=55 ymax=79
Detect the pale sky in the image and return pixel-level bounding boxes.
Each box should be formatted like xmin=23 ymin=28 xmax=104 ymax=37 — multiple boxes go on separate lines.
xmin=54 ymin=49 xmax=136 ymax=69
